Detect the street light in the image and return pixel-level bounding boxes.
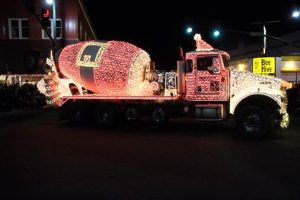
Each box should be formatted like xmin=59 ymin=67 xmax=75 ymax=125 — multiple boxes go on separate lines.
xmin=292 ymin=10 xmax=300 ymax=18
xmin=46 ymin=0 xmax=56 ymax=41
xmin=186 ymin=26 xmax=193 ymax=35
xmin=212 ymin=29 xmax=220 ymax=39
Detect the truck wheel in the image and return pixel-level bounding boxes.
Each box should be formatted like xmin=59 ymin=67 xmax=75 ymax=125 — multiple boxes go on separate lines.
xmin=236 ymin=105 xmax=271 ymax=139
xmin=125 ymin=107 xmax=140 ymax=122
xmin=94 ymin=106 xmax=116 ymax=127
xmin=70 ymin=102 xmax=85 ymax=123
xmin=152 ymin=107 xmax=168 ymax=124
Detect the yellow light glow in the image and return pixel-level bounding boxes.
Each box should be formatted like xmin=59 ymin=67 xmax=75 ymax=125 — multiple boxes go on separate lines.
xmin=287 ymin=61 xmax=294 ymax=68
xmin=282 ymin=61 xmax=297 ymax=71
xmin=238 ymin=64 xmax=246 ymax=71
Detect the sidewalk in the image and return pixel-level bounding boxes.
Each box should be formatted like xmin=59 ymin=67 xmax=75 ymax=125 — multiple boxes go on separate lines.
xmin=0 ymin=105 xmax=56 ymax=123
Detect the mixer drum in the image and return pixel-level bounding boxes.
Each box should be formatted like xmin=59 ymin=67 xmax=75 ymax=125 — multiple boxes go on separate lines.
xmin=58 ymin=41 xmax=153 ymax=96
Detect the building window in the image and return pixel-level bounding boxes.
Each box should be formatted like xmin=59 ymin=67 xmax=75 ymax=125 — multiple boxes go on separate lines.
xmin=8 ymin=18 xmax=29 ymax=39
xmin=42 ymin=19 xmax=62 ymax=39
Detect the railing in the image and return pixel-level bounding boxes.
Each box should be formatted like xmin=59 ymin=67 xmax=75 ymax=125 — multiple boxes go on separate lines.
xmin=0 ymin=74 xmax=45 ymax=85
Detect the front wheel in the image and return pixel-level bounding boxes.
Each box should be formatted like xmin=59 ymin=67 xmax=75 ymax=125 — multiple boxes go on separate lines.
xmin=94 ymin=106 xmax=116 ymax=127
xmin=236 ymin=105 xmax=271 ymax=139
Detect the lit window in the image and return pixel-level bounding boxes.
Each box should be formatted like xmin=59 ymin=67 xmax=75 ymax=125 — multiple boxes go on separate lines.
xmin=8 ymin=18 xmax=29 ymax=39
xmin=42 ymin=19 xmax=62 ymax=39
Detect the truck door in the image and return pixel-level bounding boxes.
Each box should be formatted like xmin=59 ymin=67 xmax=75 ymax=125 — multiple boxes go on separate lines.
xmin=195 ymin=55 xmax=228 ymax=101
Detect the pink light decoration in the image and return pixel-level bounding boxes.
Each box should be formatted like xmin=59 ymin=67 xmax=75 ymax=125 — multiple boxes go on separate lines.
xmin=150 ymin=81 xmax=160 ymax=91
xmin=58 ymin=41 xmax=153 ymax=96
xmin=185 ymin=70 xmax=229 ymax=101
xmin=194 ymin=34 xmax=213 ymax=51
xmin=184 ymin=35 xmax=230 ymax=101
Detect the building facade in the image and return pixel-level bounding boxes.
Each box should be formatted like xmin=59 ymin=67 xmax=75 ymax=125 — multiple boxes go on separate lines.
xmin=0 ymin=0 xmax=96 ymax=74
xmin=229 ymin=30 xmax=300 ymax=84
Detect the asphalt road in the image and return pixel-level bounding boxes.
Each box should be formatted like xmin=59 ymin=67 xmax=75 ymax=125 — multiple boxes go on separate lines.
xmin=1 ymin=109 xmax=300 ymax=199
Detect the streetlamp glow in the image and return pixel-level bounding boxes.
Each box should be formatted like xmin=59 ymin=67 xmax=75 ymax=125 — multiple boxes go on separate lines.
xmin=213 ymin=30 xmax=220 ymax=37
xmin=292 ymin=10 xmax=300 ymax=18
xmin=212 ymin=29 xmax=221 ymax=39
xmin=46 ymin=0 xmax=53 ymax=5
xmin=186 ymin=27 xmax=193 ymax=34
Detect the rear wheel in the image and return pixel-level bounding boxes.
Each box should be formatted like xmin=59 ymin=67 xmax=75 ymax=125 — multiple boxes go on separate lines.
xmin=70 ymin=102 xmax=85 ymax=123
xmin=94 ymin=106 xmax=116 ymax=127
xmin=236 ymin=105 xmax=271 ymax=139
xmin=152 ymin=107 xmax=168 ymax=125
xmin=125 ymin=107 xmax=140 ymax=122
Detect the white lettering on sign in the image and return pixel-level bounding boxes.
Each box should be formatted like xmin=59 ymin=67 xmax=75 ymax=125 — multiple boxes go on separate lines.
xmin=83 ymin=55 xmax=91 ymax=63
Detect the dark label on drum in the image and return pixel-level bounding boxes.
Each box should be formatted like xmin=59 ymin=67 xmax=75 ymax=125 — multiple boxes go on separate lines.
xmin=76 ymin=42 xmax=106 ymax=68
xmin=77 ymin=42 xmax=106 ymax=92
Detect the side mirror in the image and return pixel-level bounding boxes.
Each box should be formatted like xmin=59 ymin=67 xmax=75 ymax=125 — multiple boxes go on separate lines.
xmin=185 ymin=60 xmax=193 ymax=73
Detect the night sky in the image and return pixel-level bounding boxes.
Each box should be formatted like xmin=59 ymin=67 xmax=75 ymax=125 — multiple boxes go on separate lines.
xmin=84 ymin=0 xmax=299 ymax=68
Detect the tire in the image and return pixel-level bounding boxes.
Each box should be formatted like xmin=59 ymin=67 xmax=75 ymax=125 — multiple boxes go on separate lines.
xmin=94 ymin=106 xmax=116 ymax=127
xmin=152 ymin=107 xmax=168 ymax=125
xmin=236 ymin=105 xmax=271 ymax=139
xmin=125 ymin=107 xmax=140 ymax=122
xmin=70 ymin=102 xmax=85 ymax=123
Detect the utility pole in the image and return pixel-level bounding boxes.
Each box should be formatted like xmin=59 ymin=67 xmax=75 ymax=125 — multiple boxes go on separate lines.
xmin=251 ymin=20 xmax=281 ymax=55
xmin=52 ymin=0 xmax=56 ymax=41
xmin=262 ymin=24 xmax=266 ymax=55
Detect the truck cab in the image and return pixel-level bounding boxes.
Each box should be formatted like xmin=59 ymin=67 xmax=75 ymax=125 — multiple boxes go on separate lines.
xmin=185 ymin=50 xmax=230 ymax=102
xmin=176 ymin=34 xmax=290 ymax=138
xmin=174 ymin=34 xmax=231 ymax=122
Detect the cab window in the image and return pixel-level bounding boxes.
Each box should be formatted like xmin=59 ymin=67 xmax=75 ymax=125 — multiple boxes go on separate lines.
xmin=197 ymin=57 xmax=213 ymax=71
xmin=185 ymin=59 xmax=193 ymax=73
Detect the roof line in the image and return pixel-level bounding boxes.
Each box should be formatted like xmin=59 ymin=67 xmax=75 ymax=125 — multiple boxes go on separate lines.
xmin=78 ymin=0 xmax=97 ymax=39
xmin=230 ymin=39 xmax=300 ymax=60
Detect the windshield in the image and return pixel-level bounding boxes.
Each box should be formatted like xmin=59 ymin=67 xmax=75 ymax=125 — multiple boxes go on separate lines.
xmin=197 ymin=57 xmax=213 ymax=71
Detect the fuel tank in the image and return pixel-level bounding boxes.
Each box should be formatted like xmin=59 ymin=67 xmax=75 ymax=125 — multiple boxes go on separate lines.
xmin=58 ymin=41 xmax=153 ymax=96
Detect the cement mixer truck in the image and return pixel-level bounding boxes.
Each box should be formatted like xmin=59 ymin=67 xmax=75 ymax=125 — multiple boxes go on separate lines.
xmin=40 ymin=34 xmax=291 ymax=138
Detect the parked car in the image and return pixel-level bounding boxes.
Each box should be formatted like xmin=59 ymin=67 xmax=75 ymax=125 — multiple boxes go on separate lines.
xmin=287 ymin=84 xmax=300 ymax=114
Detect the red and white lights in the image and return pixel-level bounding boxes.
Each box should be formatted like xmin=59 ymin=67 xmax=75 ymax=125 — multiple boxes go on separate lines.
xmin=58 ymin=41 xmax=153 ymax=96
